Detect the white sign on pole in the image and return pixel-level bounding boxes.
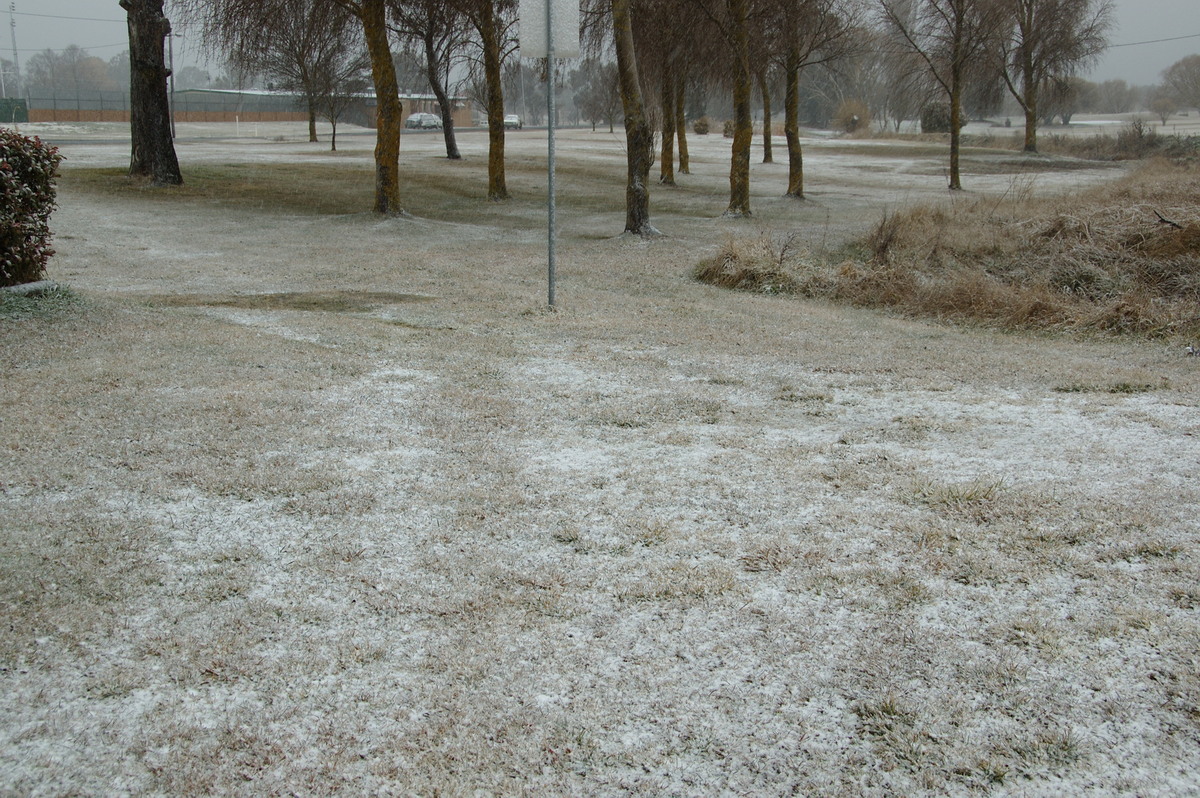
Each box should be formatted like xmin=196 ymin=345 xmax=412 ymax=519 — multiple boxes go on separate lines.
xmin=518 ymin=0 xmax=580 ymax=59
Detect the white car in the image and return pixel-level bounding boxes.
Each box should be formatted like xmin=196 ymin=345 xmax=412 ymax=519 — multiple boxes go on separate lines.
xmin=503 ymin=114 xmax=523 ymax=130
xmin=405 ymin=112 xmax=442 ymax=129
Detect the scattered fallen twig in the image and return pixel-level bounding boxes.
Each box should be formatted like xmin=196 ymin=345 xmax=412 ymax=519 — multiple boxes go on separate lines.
xmin=1154 ymin=210 xmax=1184 ymax=230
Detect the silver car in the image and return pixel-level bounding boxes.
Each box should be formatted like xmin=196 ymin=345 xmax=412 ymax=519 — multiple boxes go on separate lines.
xmin=405 ymin=112 xmax=443 ymax=129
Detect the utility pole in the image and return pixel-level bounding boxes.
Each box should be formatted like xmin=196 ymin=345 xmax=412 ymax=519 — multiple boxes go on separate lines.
xmin=9 ymin=3 xmax=20 ymax=99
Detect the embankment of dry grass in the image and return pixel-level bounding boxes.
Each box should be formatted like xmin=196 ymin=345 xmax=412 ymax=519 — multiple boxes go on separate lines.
xmin=696 ymin=160 xmax=1200 ymax=341
xmin=854 ymin=121 xmax=1199 ymax=162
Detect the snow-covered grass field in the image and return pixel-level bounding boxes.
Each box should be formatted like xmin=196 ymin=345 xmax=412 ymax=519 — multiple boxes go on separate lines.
xmin=2 ymin=123 xmax=1198 ymax=795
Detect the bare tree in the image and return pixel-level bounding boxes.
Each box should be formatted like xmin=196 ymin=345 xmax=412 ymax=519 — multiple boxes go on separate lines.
xmin=723 ymin=0 xmax=753 ymax=216
xmin=674 ymin=70 xmax=690 ymax=173
xmin=453 ymin=0 xmax=515 ymax=200
xmin=178 ymin=0 xmax=404 ymax=213
xmin=574 ymin=60 xmax=621 ymax=131
xmin=840 ymin=25 xmax=935 ymax=132
xmin=1095 ymin=78 xmax=1137 ymax=114
xmin=1148 ymin=88 xmax=1177 ymax=126
xmin=121 ymin=0 xmax=182 ymax=185
xmin=1162 ymin=54 xmax=1200 ymax=113
xmin=309 ymin=37 xmax=372 ymax=151
xmin=880 ymin=0 xmax=1005 ymax=190
xmin=994 ymin=0 xmax=1111 ymax=153
xmin=658 ymin=43 xmax=679 ymax=184
xmin=25 ymin=46 xmax=120 ymax=94
xmin=776 ymin=0 xmax=854 ymax=198
xmin=747 ymin=0 xmax=784 ymax=166
xmin=108 ymin=50 xmax=133 ymax=88
xmin=389 ymin=0 xmax=471 ymax=159
xmin=636 ymin=0 xmax=687 ymax=186
xmin=331 ymin=0 xmax=404 ymax=213
xmin=754 ymin=66 xmax=778 ymax=163
xmin=1041 ymin=73 xmax=1089 ymax=123
xmin=684 ymin=0 xmax=754 ymax=215
xmin=611 ymin=0 xmax=657 ymax=234
xmin=248 ymin=2 xmax=364 ymax=143
xmin=622 ymin=0 xmax=695 ymax=185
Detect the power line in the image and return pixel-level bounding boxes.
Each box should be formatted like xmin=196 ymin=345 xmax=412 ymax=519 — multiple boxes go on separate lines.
xmin=12 ymin=11 xmax=123 ymax=24
xmin=1109 ymin=32 xmax=1200 ymax=48
xmin=12 ymin=41 xmax=129 ymax=54
xmin=7 ymin=8 xmax=128 ymax=57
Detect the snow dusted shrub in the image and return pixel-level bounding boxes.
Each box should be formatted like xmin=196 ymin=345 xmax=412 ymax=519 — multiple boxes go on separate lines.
xmin=1 ymin=129 xmax=63 ymax=287
xmin=920 ymin=103 xmax=955 ymax=134
xmin=833 ymin=100 xmax=871 ymax=134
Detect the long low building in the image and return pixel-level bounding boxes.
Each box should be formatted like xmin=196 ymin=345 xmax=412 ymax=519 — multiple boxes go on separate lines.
xmin=15 ymin=88 xmax=474 ymax=128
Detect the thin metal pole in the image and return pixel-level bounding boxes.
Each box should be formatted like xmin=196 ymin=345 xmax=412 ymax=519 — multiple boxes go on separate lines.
xmin=546 ymin=1 xmax=557 ymax=307
xmin=168 ymin=33 xmax=176 ymax=139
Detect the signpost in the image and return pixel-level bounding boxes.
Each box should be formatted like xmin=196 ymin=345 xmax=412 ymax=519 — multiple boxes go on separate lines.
xmin=518 ymin=0 xmax=579 ymax=307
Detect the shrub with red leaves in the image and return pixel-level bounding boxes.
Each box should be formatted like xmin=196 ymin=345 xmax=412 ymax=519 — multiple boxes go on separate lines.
xmin=1 ymin=129 xmax=63 ymax=287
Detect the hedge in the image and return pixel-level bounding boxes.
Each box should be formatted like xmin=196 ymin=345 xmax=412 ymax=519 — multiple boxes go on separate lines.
xmin=1 ymin=129 xmax=63 ymax=287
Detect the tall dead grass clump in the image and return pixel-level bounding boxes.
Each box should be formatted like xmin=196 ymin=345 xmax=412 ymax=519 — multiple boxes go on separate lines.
xmin=692 ymin=234 xmax=802 ymax=295
xmin=696 ymin=161 xmax=1200 ymax=340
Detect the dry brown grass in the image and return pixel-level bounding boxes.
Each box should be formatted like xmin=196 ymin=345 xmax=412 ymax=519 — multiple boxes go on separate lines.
xmin=692 ymin=233 xmax=803 ymax=294
xmin=697 ymin=160 xmax=1200 ymax=340
xmin=1034 ymin=121 xmax=1200 ymax=161
xmin=62 ymin=164 xmax=377 ymax=216
xmin=4 ymin=126 xmax=1199 ymax=796
xmin=862 ymin=121 xmax=1199 ymax=163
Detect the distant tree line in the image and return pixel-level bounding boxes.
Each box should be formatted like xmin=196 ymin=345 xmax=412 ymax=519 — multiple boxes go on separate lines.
xmin=86 ymin=0 xmax=1200 ymax=228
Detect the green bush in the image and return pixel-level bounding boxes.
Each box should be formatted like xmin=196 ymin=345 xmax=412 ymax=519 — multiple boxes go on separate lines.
xmin=1 ymin=129 xmax=63 ymax=287
xmin=693 ymin=116 xmax=710 ymax=135
xmin=723 ymin=118 xmax=735 ymax=138
xmin=920 ymin=103 xmax=954 ymax=134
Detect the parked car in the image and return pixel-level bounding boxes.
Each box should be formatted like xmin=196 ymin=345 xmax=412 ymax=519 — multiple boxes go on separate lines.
xmin=405 ymin=112 xmax=442 ymax=129
xmin=503 ymin=114 xmax=523 ymax=130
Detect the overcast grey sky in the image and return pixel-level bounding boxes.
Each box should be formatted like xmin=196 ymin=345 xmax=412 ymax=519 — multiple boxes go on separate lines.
xmin=7 ymin=0 xmax=1200 ymax=87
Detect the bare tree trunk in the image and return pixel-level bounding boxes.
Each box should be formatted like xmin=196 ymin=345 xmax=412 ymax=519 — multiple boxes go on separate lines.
xmin=612 ymin=0 xmax=656 ymax=235
xmin=1021 ymin=58 xmax=1038 ymax=152
xmin=331 ymin=119 xmax=338 ymax=151
xmin=949 ymin=86 xmax=962 ymax=189
xmin=949 ymin=48 xmax=963 ymax=191
xmin=480 ymin=1 xmax=508 ymax=200
xmin=361 ymin=0 xmax=403 ymax=213
xmin=308 ymin=102 xmax=319 ymax=142
xmin=784 ymin=47 xmax=803 ymax=198
xmin=121 ymin=0 xmax=182 ymax=185
xmin=659 ymin=61 xmax=675 ymax=185
xmin=725 ymin=0 xmax=752 ymax=217
xmin=675 ymin=72 xmax=689 ymax=174
xmin=883 ymin=0 xmax=1000 ymax=192
xmin=757 ymin=66 xmax=772 ymax=163
xmin=425 ymin=34 xmax=461 ymax=160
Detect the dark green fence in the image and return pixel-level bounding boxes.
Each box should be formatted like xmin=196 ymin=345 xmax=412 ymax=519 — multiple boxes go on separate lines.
xmin=0 ymin=99 xmax=28 ymax=124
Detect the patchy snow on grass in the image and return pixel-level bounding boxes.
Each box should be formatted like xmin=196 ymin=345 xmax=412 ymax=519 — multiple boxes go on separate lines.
xmin=2 ymin=125 xmax=1198 ymax=795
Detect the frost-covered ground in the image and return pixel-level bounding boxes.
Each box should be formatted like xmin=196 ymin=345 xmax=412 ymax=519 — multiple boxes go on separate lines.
xmin=1 ymin=124 xmax=1198 ymax=796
